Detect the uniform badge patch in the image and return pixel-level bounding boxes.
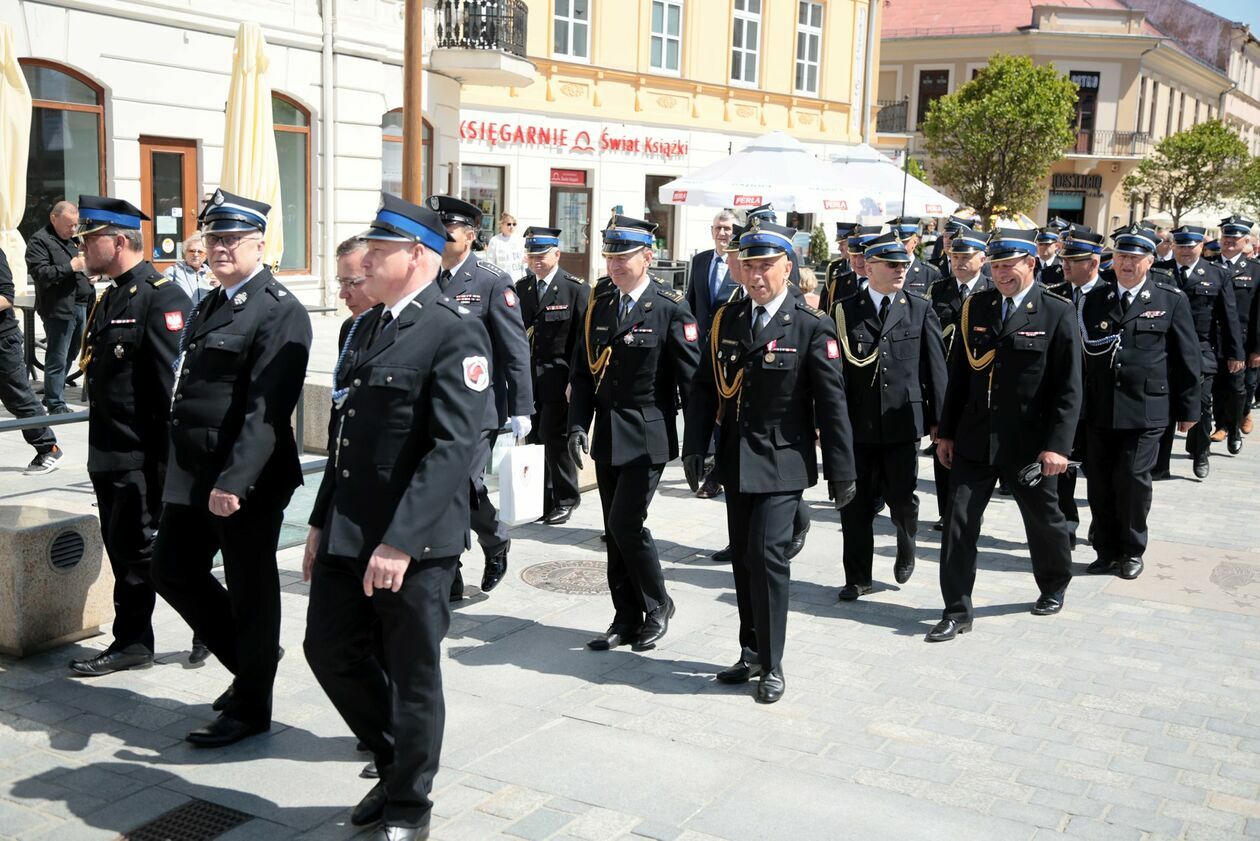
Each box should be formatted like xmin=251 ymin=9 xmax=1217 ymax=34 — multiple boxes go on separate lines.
xmin=683 ymin=323 xmax=698 ymax=342
xmin=825 ymin=339 xmax=840 ymax=359
xmin=164 ymin=311 xmax=184 ymax=332
xmin=463 ymin=356 xmax=490 ymax=392
xmin=504 ymin=289 xmax=517 ymax=308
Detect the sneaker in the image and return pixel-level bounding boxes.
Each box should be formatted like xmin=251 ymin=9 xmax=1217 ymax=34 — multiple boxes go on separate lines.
xmin=25 ymin=446 xmax=63 ymax=475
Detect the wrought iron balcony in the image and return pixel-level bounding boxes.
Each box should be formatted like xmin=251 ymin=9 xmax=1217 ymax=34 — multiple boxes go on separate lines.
xmin=435 ymin=0 xmax=528 ymax=57
xmin=876 ymin=99 xmax=909 ymax=134
xmin=1069 ymin=129 xmax=1153 ymax=157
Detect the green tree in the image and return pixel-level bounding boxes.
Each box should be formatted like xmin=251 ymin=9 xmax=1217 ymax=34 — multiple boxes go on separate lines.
xmin=1229 ymin=154 xmax=1260 ymax=219
xmin=905 ymin=156 xmax=928 ymax=184
xmin=808 ymin=223 xmax=830 ymax=264
xmin=921 ymin=53 xmax=1077 ymax=227
xmin=1122 ymin=121 xmax=1249 ymax=227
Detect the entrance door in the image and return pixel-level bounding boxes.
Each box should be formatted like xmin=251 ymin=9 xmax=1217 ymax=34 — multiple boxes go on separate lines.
xmin=139 ymin=137 xmax=199 ymax=272
xmin=550 ymin=184 xmax=592 ymax=279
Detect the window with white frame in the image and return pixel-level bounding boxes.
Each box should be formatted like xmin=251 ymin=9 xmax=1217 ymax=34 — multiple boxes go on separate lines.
xmin=731 ymin=0 xmax=761 ymax=85
xmin=554 ymin=0 xmax=589 ymax=60
xmin=651 ymin=0 xmax=683 ymax=73
xmin=795 ymin=1 xmax=823 ymax=95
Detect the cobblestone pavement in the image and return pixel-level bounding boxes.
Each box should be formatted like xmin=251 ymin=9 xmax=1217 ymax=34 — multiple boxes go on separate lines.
xmin=3 ymin=319 xmax=1260 ymax=841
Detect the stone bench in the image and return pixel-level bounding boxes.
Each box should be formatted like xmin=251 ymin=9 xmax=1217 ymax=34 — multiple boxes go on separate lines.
xmin=0 ymin=505 xmax=110 ymax=657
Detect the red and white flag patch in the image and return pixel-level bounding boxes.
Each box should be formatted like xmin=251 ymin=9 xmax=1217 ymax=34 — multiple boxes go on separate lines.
xmin=463 ymin=356 xmax=490 ymax=392
xmin=825 ymin=339 xmax=840 ymax=359
xmin=683 ymin=322 xmax=698 ymax=342
xmin=164 ymin=311 xmax=185 ymax=332
xmin=503 ymin=289 xmax=517 ymax=308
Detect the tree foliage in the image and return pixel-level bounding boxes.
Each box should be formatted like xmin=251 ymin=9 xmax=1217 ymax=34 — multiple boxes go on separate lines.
xmin=1122 ymin=120 xmax=1249 ymax=227
xmin=922 ymin=53 xmax=1077 ymax=227
xmin=808 ymin=223 xmax=830 ymax=264
xmin=905 ymin=156 xmax=928 ymax=184
xmin=1227 ymin=154 xmax=1260 ymax=221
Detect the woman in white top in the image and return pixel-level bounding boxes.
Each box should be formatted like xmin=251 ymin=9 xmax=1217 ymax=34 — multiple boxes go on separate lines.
xmin=485 ymin=212 xmax=526 ymax=280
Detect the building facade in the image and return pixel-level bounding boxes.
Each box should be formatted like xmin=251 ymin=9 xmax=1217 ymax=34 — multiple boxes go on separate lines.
xmin=876 ymin=0 xmax=1238 ymax=232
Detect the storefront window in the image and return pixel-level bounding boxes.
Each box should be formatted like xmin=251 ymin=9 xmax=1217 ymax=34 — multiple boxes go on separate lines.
xmin=382 ymin=110 xmax=433 ymax=195
xmin=273 ymin=94 xmax=310 ymax=273
xmin=18 ymin=60 xmax=105 ymax=242
xmin=462 ymin=164 xmax=505 ymax=242
xmin=644 ymin=175 xmax=676 ymax=260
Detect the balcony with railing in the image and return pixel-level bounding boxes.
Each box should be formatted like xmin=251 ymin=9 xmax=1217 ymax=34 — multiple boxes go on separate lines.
xmin=876 ymin=99 xmax=909 ymax=134
xmin=430 ymin=0 xmax=536 ymax=88
xmin=1068 ymin=129 xmax=1152 ymax=158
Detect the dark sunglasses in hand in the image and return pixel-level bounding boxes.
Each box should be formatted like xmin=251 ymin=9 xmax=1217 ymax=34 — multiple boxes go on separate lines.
xmin=1018 ymin=460 xmax=1083 ymax=488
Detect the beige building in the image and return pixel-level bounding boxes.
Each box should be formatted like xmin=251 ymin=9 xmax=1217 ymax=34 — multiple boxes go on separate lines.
xmin=876 ymin=0 xmax=1238 ymax=232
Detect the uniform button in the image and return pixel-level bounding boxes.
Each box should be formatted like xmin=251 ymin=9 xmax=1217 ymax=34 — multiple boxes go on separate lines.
xmin=217 ymin=339 xmax=225 ymax=346
xmin=341 ymin=438 xmax=349 ymax=446
xmin=341 ymin=469 xmax=350 ymax=478
xmin=348 ymin=409 xmax=356 ymax=417
xmin=189 ymin=342 xmax=196 ymax=350
xmin=175 ymin=393 xmax=182 ymax=400
xmin=353 ymin=378 xmax=361 ymax=387
xmin=882 ymin=336 xmax=888 ymax=342
xmin=385 ymin=375 xmax=393 ymax=383
xmin=171 ymin=417 xmax=178 ymax=425
xmin=882 ymin=383 xmax=888 ymax=389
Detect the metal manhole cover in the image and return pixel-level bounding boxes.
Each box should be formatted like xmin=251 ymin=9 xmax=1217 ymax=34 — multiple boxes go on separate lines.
xmin=120 ymin=799 xmax=253 ymax=841
xmin=522 ymin=560 xmax=609 ymax=594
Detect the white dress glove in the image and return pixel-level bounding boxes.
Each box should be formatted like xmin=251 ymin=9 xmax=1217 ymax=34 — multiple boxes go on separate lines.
xmin=510 ymin=415 xmax=532 ymax=441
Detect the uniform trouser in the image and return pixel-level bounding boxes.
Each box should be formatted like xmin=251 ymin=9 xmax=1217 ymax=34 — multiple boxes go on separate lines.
xmin=595 ymin=462 xmax=667 ymax=626
xmin=305 ymin=553 xmax=456 ymax=829
xmin=0 ymin=330 xmax=56 ymax=453
xmin=793 ymin=498 xmax=810 ymax=536
xmin=1247 ymin=367 xmax=1260 ymax=414
xmin=1185 ymin=373 xmax=1216 ymax=459
xmin=840 ymin=441 xmax=918 ymax=587
xmin=529 ymin=400 xmax=580 ymax=510
xmin=939 ymin=456 xmax=1074 ymax=622
xmin=152 ymin=501 xmax=284 ymax=726
xmin=469 ymin=428 xmax=510 ymax=557
xmin=1057 ymin=424 xmax=1086 ymax=536
xmin=933 ymin=446 xmax=950 ymax=520
xmin=1086 ymin=426 xmax=1162 ymax=562
xmin=90 ymin=467 xmax=162 ymax=652
xmin=725 ymin=488 xmax=798 ymax=672
xmin=1210 ymin=367 xmax=1246 ymax=432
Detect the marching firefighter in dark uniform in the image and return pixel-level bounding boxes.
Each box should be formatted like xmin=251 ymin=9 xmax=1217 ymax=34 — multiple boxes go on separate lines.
xmin=832 ymin=232 xmax=946 ymax=601
xmin=569 ymin=215 xmax=700 ymax=653
xmin=816 ymin=222 xmax=856 ymax=315
xmin=683 ymin=219 xmax=856 ymax=703
xmin=68 ymin=196 xmax=199 ymax=676
xmin=304 ymin=194 xmax=489 ymax=841
xmin=152 ymin=189 xmax=312 ymax=747
xmin=929 ymin=229 xmax=1082 ymax=642
xmin=887 ymin=216 xmax=942 ymax=294
xmin=1215 ymin=215 xmax=1260 ymax=450
xmin=745 ymin=203 xmax=802 ymax=283
xmin=1079 ymin=225 xmax=1200 ymax=583
xmin=1154 ymin=224 xmax=1243 ymax=479
xmin=821 ymin=226 xmax=881 ymax=314
xmin=516 ymin=226 xmax=590 ymax=525
xmin=926 ymin=226 xmax=992 ymax=529
xmin=1035 ymin=226 xmax=1064 ymax=288
xmin=430 ymin=196 xmax=534 ymax=598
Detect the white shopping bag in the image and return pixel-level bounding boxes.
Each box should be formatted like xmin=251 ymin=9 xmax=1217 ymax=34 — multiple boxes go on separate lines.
xmin=498 ymin=443 xmax=545 ymax=526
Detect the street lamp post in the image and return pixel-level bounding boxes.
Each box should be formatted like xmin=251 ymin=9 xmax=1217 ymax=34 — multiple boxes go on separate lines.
xmin=403 ymin=0 xmax=425 ymax=202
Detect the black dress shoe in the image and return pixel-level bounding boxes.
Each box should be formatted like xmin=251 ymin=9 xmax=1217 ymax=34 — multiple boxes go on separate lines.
xmin=450 ymin=569 xmax=465 ymax=602
xmin=357 ymin=740 xmax=371 ymax=753
xmin=185 ymin=714 xmax=269 ymax=748
xmin=932 ymin=518 xmax=944 ymax=531
xmin=1031 ymin=595 xmax=1063 ymax=616
xmin=1152 ymin=468 xmax=1171 ymax=481
xmin=212 ymin=682 xmax=236 ymax=712
xmin=480 ymin=541 xmax=510 ymax=593
xmin=542 ymin=505 xmax=575 ymax=525
xmin=1193 ymin=457 xmax=1209 ymax=479
xmin=1228 ymin=430 xmax=1243 ymax=454
xmin=696 ymin=475 xmax=723 ymax=499
xmin=361 ymin=759 xmax=379 ymax=779
xmin=587 ymin=624 xmax=639 ymax=650
xmin=837 ymin=583 xmax=872 ymax=601
xmin=716 ymin=656 xmax=762 ymax=684
xmin=785 ymin=521 xmax=811 ymax=560
xmin=893 ymin=552 xmax=915 ymax=584
xmin=351 ymin=781 xmax=388 ymax=826
xmin=69 ymin=647 xmax=153 ymax=676
xmin=376 ymin=825 xmax=429 ymax=841
xmin=1119 ymin=557 xmax=1144 ymax=580
xmin=633 ymin=598 xmax=675 ymax=651
xmin=1087 ymin=557 xmax=1118 ymax=575
xmin=755 ymin=667 xmax=785 ymax=703
xmin=189 ymin=638 xmax=211 ymax=665
xmin=711 ymin=546 xmax=732 ymax=563
xmin=925 ymin=618 xmax=972 ymax=642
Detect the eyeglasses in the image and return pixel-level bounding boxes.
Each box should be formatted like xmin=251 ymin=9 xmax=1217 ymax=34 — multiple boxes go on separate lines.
xmin=504 ymin=223 xmax=517 ymax=228
xmin=336 ymin=276 xmax=366 ymax=289
xmin=185 ymin=248 xmax=207 ymax=255
xmin=204 ymin=234 xmax=262 ymax=251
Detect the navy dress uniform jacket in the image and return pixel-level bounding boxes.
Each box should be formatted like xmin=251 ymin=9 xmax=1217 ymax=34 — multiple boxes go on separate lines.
xmin=1080 ymin=280 xmax=1201 ymax=428
xmin=683 ymin=295 xmax=856 ymax=490
xmin=568 ymin=282 xmax=701 ymax=466
xmin=1174 ymin=261 xmax=1244 ymax=368
xmin=818 ymin=260 xmax=860 ymax=315
xmin=685 ymin=249 xmax=742 ymax=337
xmin=310 ymin=286 xmax=491 ymax=562
xmin=1219 ymin=257 xmax=1260 ymax=352
xmin=443 ymin=256 xmax=533 ymax=430
xmin=938 ymin=284 xmax=1083 ymax=466
xmin=516 ymin=269 xmax=591 ymax=404
xmin=164 ymin=269 xmax=312 ymax=508
xmin=834 ymin=290 xmax=948 ymax=444
xmin=82 ymin=262 xmax=189 ymax=472
xmin=903 ymin=257 xmax=941 ymax=295
xmin=927 ymin=275 xmax=994 ymax=363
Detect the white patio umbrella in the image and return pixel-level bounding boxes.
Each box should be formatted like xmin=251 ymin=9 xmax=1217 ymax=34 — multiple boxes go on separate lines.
xmin=828 ymin=144 xmax=959 ymax=219
xmin=656 ymin=131 xmax=862 ymax=213
xmin=0 ymin=23 xmax=31 ymax=287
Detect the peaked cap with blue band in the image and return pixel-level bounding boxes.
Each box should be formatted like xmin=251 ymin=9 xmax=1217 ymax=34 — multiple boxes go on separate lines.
xmin=360 ymin=192 xmax=453 ymax=253
xmin=601 ymin=214 xmax=657 ymax=256
xmin=1171 ymin=225 xmax=1207 ymax=245
xmin=738 ymin=218 xmax=797 ymax=260
xmin=1035 ymin=227 xmax=1061 ymax=243
xmin=847 ymin=225 xmax=884 ymax=254
xmin=864 ymin=231 xmax=912 ymax=263
xmin=1047 ymin=216 xmax=1071 ymax=232
xmin=835 ymin=221 xmax=858 ymax=240
xmin=886 ymin=216 xmax=921 ymax=239
xmin=200 ymin=188 xmax=269 ymax=234
xmin=1203 ymin=240 xmax=1222 ymax=259
xmin=944 ymin=211 xmax=981 ymax=233
xmin=428 ymin=195 xmax=482 ymax=228
xmin=1111 ymin=225 xmax=1158 ymax=256
xmin=986 ymin=228 xmax=1039 ymax=262
xmin=77 ymin=195 xmax=149 ymax=236
xmin=948 ymin=226 xmax=990 ymax=254
xmin=1061 ymin=226 xmax=1105 ymax=259
xmin=745 ymin=203 xmax=777 ymax=223
xmin=523 ymin=226 xmax=562 ymax=254
xmin=1220 ymin=215 xmax=1255 ymax=236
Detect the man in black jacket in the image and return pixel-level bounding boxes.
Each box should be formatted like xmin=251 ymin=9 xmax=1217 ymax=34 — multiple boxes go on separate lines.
xmin=516 ymin=226 xmax=590 ymax=524
xmin=152 ymin=189 xmax=312 ymax=748
xmin=685 ymin=210 xmax=741 ymax=339
xmin=304 ymin=194 xmax=486 ymax=841
xmin=26 ymin=201 xmax=92 ymax=413
xmin=1079 ymin=226 xmax=1200 ymax=582
xmin=0 ymin=247 xmax=61 ymax=473
xmin=833 ymin=232 xmax=947 ymax=601
xmin=67 ymin=196 xmax=195 ymax=677
xmin=930 ymin=229 xmax=1082 ymax=642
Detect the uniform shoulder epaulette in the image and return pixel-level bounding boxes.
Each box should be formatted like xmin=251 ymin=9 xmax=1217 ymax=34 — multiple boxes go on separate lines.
xmin=265 ymin=282 xmax=291 ymax=300
xmin=563 ymin=272 xmax=586 ymax=285
xmin=480 ymin=261 xmax=508 ymax=278
xmin=1042 ymin=288 xmax=1070 ymax=304
xmin=1153 ymin=280 xmax=1183 ymax=295
xmin=436 ymin=295 xmax=468 ymax=316
xmin=656 ymin=285 xmax=684 ymax=303
xmin=903 ymin=288 xmax=929 ymax=303
xmin=151 ymin=277 xmax=171 ymax=287
xmin=797 ymin=301 xmax=825 ymax=319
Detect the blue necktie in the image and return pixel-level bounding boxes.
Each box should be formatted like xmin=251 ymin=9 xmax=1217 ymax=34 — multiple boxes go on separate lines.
xmin=710 ymin=255 xmax=725 ymax=304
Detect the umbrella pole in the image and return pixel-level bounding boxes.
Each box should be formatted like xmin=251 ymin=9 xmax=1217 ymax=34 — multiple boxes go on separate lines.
xmin=900 ymin=147 xmax=910 ymax=217
xmin=403 ymin=0 xmax=425 ymax=201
